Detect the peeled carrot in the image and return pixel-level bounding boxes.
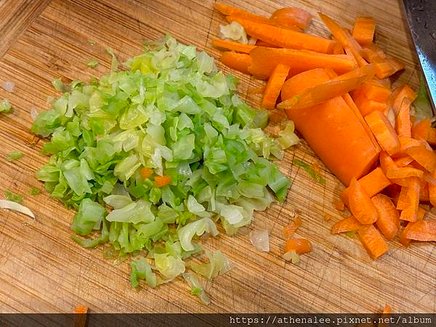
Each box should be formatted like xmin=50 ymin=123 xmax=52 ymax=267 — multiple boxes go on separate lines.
xmin=154 ymin=175 xmax=172 ymax=187
xmin=371 ymin=194 xmax=399 ymax=240
xmin=398 ymin=136 xmax=425 ymax=153
xmin=365 ymin=110 xmax=400 ymax=156
xmin=391 ymin=84 xmax=417 ymax=115
xmin=354 ymin=97 xmax=388 ymax=116
xmin=262 ymin=64 xmax=290 ymax=109
xmin=358 ymin=225 xmax=389 ymax=259
xmin=140 ymin=167 xmax=153 ymax=179
xmin=220 ymin=51 xmax=252 ymax=74
xmin=318 ymin=12 xmax=368 ymax=67
xmin=348 ymin=178 xmax=379 ymax=224
xmin=284 ymin=238 xmax=312 ymax=254
xmin=229 ymin=16 xmax=337 ymax=54
xmin=341 ymin=167 xmax=391 ymax=205
xmin=280 ymin=68 xmax=379 ymax=185
xmin=283 ymin=216 xmax=302 ymax=239
xmin=399 ymin=177 xmax=420 ymax=222
xmin=249 ymin=47 xmax=357 ymax=80
xmin=270 ymin=7 xmax=312 ymax=30
xmin=352 ymin=80 xmax=391 ymax=102
xmin=331 ymin=215 xmax=361 ymax=234
xmin=277 ymin=64 xmax=375 ymax=110
xmin=214 ymin=2 xmax=271 ymax=24
xmin=412 ymin=119 xmax=436 ymax=145
xmin=402 ymin=219 xmax=436 ymax=241
xmin=212 ymin=39 xmax=256 ymax=53
xmin=404 ymin=145 xmax=436 ymax=173
xmin=352 ymin=17 xmax=376 ymax=46
xmin=428 ymin=170 xmax=436 ymax=207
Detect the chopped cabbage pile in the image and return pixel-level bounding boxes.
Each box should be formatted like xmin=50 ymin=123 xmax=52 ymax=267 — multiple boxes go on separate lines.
xmin=31 ymin=36 xmax=295 ymax=301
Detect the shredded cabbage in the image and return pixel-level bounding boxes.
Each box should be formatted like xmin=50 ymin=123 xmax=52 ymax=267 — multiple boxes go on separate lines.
xmin=32 ymin=36 xmax=295 ymax=301
xmin=0 ymin=99 xmax=12 ymax=113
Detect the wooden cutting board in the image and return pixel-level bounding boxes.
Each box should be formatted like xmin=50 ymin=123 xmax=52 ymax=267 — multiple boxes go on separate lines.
xmin=0 ymin=0 xmax=434 ymax=313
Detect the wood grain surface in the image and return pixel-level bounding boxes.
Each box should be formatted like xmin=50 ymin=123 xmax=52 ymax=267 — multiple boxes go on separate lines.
xmin=0 ymin=0 xmax=434 ymax=314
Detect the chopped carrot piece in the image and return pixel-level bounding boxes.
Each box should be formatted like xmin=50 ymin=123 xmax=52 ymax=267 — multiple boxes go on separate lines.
xmin=270 ymin=7 xmax=312 ymax=30
xmin=352 ymin=17 xmax=376 ymax=46
xmin=228 ymin=16 xmax=337 ymax=54
xmin=357 ymin=224 xmax=389 ymax=259
xmin=284 ymin=238 xmax=312 ymax=254
xmin=394 ymin=155 xmax=414 ymax=167
xmin=398 ymin=177 xmax=420 ymax=222
xmin=428 ymin=170 xmax=436 ymax=206
xmin=341 ymin=167 xmax=391 ymax=205
xmin=318 ymin=12 xmax=368 ymax=67
xmin=249 ymin=47 xmax=357 ymax=80
xmin=154 ymin=175 xmax=172 ymax=187
xmin=399 ymin=223 xmax=412 ymax=246
xmin=333 ymin=198 xmax=345 ymax=211
xmin=220 ymin=51 xmax=252 ymax=74
xmin=348 ymin=178 xmax=378 ymax=224
xmin=283 ymin=216 xmax=302 ymax=239
xmin=354 ymin=96 xmax=388 ymax=116
xmin=391 ymin=84 xmax=417 ymax=115
xmin=404 ymin=145 xmax=436 ymax=173
xmin=212 ymin=39 xmax=256 ymax=53
xmin=331 ymin=215 xmax=361 ymax=234
xmin=371 ymin=194 xmax=399 ymax=240
xmin=73 ymin=305 xmax=88 ymax=327
xmin=398 ymin=136 xmax=425 ymax=152
xmin=214 ymin=2 xmax=271 ymax=24
xmin=412 ymin=118 xmax=436 ymax=145
xmin=365 ymin=110 xmax=400 ymax=156
xmin=417 ymin=206 xmax=427 ymax=220
xmin=352 ymin=79 xmax=391 ymax=102
xmin=395 ymin=97 xmax=412 ymax=137
xmin=402 ymin=219 xmax=436 ymax=241
xmin=140 ymin=167 xmax=153 ymax=179
xmin=383 ymin=304 xmax=392 ymax=314
xmin=262 ymin=64 xmax=290 ymax=109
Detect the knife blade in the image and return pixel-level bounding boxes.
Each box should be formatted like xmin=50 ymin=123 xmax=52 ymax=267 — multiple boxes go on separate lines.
xmin=402 ymin=0 xmax=436 ymax=112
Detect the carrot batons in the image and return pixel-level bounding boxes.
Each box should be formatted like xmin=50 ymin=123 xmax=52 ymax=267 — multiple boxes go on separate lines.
xmin=331 ymin=215 xmax=361 ymax=234
xmin=214 ymin=2 xmax=271 ymax=24
xmin=358 ymin=225 xmax=389 ymax=259
xmin=220 ymin=52 xmax=252 ymax=74
xmin=212 ymin=39 xmax=256 ymax=53
xmin=228 ymin=16 xmax=337 ymax=54
xmin=352 ymin=17 xmax=376 ymax=46
xmin=365 ymin=110 xmax=400 ymax=156
xmin=262 ymin=64 xmax=290 ymax=109
xmin=402 ymin=219 xmax=436 ymax=241
xmin=372 ymin=194 xmax=400 ymax=240
xmin=348 ymin=178 xmax=379 ymax=224
xmin=284 ymin=238 xmax=312 ymax=254
xmin=270 ymin=7 xmax=312 ymax=30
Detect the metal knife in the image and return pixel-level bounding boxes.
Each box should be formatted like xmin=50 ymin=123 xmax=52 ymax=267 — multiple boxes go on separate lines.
xmin=402 ymin=0 xmax=436 ymax=111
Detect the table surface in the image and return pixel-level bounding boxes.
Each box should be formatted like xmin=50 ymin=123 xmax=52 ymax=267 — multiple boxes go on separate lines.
xmin=0 ymin=0 xmax=434 ymax=313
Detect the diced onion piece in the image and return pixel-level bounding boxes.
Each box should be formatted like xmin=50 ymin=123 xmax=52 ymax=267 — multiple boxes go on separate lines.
xmin=249 ymin=229 xmax=270 ymax=252
xmin=0 ymin=200 xmax=35 ymax=219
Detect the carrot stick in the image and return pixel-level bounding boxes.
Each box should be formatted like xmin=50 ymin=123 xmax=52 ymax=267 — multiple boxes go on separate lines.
xmin=352 ymin=17 xmax=376 ymax=46
xmin=277 ymin=64 xmax=375 ymax=110
xmin=428 ymin=170 xmax=436 ymax=207
xmin=249 ymin=47 xmax=357 ymax=80
xmin=212 ymin=39 xmax=256 ymax=53
xmin=398 ymin=136 xmax=425 ymax=152
xmin=412 ymin=119 xmax=436 ymax=145
xmin=280 ymin=68 xmax=380 ymax=185
xmin=270 ymin=7 xmax=312 ymax=30
xmin=229 ymin=16 xmax=337 ymax=54
xmin=352 ymin=80 xmax=391 ymax=102
xmin=220 ymin=51 xmax=252 ymax=74
xmin=371 ymin=194 xmax=400 ymax=240
xmin=341 ymin=167 xmax=391 ymax=205
xmin=395 ymin=97 xmax=412 ymax=138
xmin=402 ymin=219 xmax=436 ymax=241
xmin=365 ymin=110 xmax=400 ymax=156
xmin=318 ymin=12 xmax=368 ymax=67
xmin=283 ymin=216 xmax=302 ymax=239
xmin=284 ymin=238 xmax=312 ymax=254
xmin=348 ymin=177 xmax=379 ymax=224
xmin=354 ymin=97 xmax=388 ymax=116
xmin=391 ymin=84 xmax=417 ymax=115
xmin=398 ymin=177 xmax=420 ymax=222
xmin=331 ymin=215 xmax=361 ymax=234
xmin=262 ymin=64 xmax=290 ymax=109
xmin=358 ymin=224 xmax=389 ymax=259
xmin=404 ymin=145 xmax=436 ymax=173
xmin=214 ymin=2 xmax=271 ymax=24
xmin=154 ymin=175 xmax=172 ymax=187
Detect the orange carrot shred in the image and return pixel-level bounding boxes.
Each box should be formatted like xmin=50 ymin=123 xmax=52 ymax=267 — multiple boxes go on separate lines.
xmin=365 ymin=110 xmax=400 ymax=156
xmin=284 ymin=238 xmax=312 ymax=254
xmin=348 ymin=177 xmax=379 ymax=224
xmin=358 ymin=224 xmax=389 ymax=259
xmin=270 ymin=7 xmax=312 ymax=30
xmin=352 ymin=17 xmax=376 ymax=46
xmin=212 ymin=39 xmax=256 ymax=53
xmin=214 ymin=2 xmax=271 ymax=25
xmin=331 ymin=215 xmax=361 ymax=234
xmin=372 ymin=194 xmax=400 ymax=240
xmin=262 ymin=63 xmax=290 ymax=109
xmin=220 ymin=51 xmax=252 ymax=74
xmin=283 ymin=216 xmax=302 ymax=239
xmin=154 ymin=175 xmax=172 ymax=188
xmin=402 ymin=219 xmax=436 ymax=241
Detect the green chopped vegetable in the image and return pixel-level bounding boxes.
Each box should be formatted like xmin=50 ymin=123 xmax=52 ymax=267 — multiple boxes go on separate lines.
xmin=292 ymin=158 xmax=326 ymax=185
xmin=413 ymin=75 xmax=434 ymax=121
xmin=0 ymin=99 xmax=12 ymax=113
xmin=182 ymin=272 xmax=210 ymax=304
xmin=5 ymin=190 xmax=23 ymax=204
xmin=6 ymin=150 xmax=23 ymax=161
xmin=32 ymin=36 xmax=295 ymax=300
xmin=30 ymin=187 xmax=41 ymax=196
xmin=87 ymin=59 xmax=99 ymax=68
xmin=52 ymin=78 xmax=65 ymax=92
